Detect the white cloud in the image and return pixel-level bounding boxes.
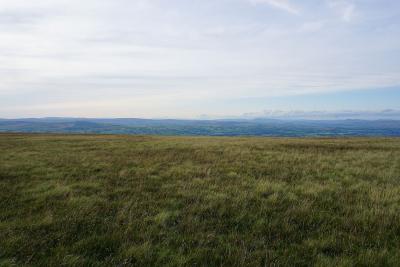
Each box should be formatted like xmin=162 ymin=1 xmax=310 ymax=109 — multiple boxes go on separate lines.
xmin=298 ymin=21 xmax=326 ymax=33
xmin=328 ymin=0 xmax=356 ymax=22
xmin=248 ymin=0 xmax=300 ymax=14
xmin=0 ymin=0 xmax=399 ymax=117
xmin=241 ymin=109 xmax=400 ymax=120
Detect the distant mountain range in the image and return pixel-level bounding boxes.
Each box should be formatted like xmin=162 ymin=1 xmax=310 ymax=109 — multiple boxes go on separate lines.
xmin=1 ymin=117 xmax=400 ymax=136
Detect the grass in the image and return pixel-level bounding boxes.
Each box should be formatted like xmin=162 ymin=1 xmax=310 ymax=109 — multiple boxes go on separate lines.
xmin=1 ymin=133 xmax=400 ymax=266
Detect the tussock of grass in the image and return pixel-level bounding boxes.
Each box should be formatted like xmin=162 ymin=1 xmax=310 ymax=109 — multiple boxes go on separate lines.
xmin=1 ymin=134 xmax=400 ymax=266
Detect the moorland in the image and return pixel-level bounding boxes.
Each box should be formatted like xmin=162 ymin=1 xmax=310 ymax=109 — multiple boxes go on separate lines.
xmin=1 ymin=134 xmax=400 ymax=266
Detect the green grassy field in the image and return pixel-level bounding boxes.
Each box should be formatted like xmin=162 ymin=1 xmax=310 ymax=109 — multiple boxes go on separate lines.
xmin=1 ymin=134 xmax=400 ymax=266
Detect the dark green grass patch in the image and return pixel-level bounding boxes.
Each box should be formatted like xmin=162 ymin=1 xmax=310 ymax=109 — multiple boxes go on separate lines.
xmin=1 ymin=134 xmax=400 ymax=266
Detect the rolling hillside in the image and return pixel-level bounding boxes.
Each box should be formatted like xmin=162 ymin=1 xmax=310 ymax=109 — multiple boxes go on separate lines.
xmin=1 ymin=134 xmax=400 ymax=266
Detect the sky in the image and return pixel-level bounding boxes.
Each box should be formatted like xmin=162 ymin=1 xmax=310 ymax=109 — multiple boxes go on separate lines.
xmin=0 ymin=0 xmax=399 ymax=119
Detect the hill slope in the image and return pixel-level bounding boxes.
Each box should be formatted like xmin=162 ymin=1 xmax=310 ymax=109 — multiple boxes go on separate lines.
xmin=1 ymin=134 xmax=400 ymax=266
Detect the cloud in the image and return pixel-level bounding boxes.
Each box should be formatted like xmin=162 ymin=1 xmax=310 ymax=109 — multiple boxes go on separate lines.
xmin=241 ymin=109 xmax=400 ymax=120
xmin=248 ymin=0 xmax=300 ymax=14
xmin=297 ymin=21 xmax=326 ymax=33
xmin=328 ymin=0 xmax=356 ymax=22
xmin=0 ymin=0 xmax=399 ymax=118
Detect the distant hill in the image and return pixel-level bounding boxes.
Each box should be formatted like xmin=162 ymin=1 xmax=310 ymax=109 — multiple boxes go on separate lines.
xmin=0 ymin=117 xmax=399 ymax=136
